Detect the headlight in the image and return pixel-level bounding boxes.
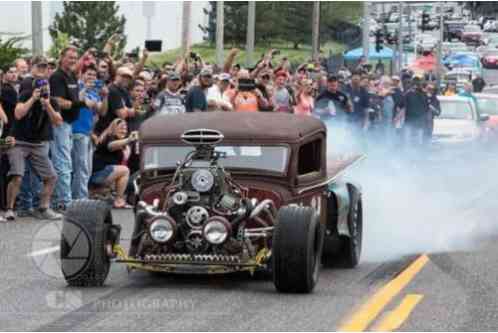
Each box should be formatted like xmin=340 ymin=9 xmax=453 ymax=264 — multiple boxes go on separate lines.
xmin=191 ymin=169 xmax=214 ymax=193
xmin=149 ymin=216 xmax=176 ymax=243
xmin=203 ymin=217 xmax=231 ymax=245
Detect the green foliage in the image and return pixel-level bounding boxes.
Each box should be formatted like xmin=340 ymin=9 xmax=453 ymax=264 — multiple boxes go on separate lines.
xmin=49 ymin=1 xmax=126 ymax=56
xmin=48 ymin=32 xmax=70 ymax=59
xmin=0 ymin=36 xmax=29 ymax=70
xmin=200 ymin=2 xmax=362 ymax=48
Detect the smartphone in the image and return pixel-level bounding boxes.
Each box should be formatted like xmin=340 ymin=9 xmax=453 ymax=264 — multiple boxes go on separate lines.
xmin=145 ymin=40 xmax=162 ymax=52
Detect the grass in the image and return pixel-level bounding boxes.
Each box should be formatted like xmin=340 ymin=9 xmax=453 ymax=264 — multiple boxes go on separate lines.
xmin=148 ymin=41 xmax=347 ymax=69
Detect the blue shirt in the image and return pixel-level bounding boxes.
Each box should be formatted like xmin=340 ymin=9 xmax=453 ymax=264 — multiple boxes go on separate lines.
xmin=72 ymin=82 xmax=102 ymax=135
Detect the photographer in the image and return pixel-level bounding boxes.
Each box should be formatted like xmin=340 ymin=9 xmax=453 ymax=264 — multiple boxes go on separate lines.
xmin=90 ymin=118 xmax=135 ymax=209
xmin=229 ymin=69 xmax=269 ymax=112
xmin=5 ymin=55 xmax=63 ymax=221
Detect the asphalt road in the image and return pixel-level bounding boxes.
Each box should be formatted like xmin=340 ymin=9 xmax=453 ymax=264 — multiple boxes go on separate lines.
xmin=2 ymin=143 xmax=498 ymax=331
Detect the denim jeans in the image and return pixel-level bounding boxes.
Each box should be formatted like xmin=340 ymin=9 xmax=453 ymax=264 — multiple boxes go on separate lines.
xmin=71 ymin=133 xmax=91 ymax=200
xmin=16 ymin=159 xmax=41 ymax=211
xmin=50 ymin=122 xmax=73 ymax=208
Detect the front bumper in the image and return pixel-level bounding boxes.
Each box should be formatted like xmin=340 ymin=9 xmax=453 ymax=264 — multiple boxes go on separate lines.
xmin=112 ymin=245 xmax=271 ymax=274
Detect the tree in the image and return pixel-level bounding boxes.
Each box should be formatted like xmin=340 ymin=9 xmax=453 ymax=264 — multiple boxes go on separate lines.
xmin=0 ymin=37 xmax=29 ymax=70
xmin=49 ymin=1 xmax=126 ymax=56
xmin=48 ymin=32 xmax=70 ymax=59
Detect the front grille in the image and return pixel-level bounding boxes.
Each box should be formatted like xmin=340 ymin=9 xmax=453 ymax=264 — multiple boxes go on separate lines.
xmin=143 ymin=253 xmax=241 ymax=264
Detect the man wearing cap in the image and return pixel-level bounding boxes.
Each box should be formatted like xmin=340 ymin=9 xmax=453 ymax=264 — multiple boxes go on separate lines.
xmin=50 ymin=46 xmax=85 ymax=212
xmin=316 ymin=75 xmax=352 ymax=115
xmin=152 ymin=72 xmax=186 ymax=115
xmin=5 ymin=55 xmax=63 ymax=221
xmin=94 ymin=66 xmax=134 ymax=137
xmin=185 ymin=68 xmax=213 ymax=112
xmin=403 ymin=77 xmax=429 ymax=149
xmin=206 ymin=73 xmax=233 ymax=111
xmin=344 ymin=71 xmax=370 ymax=134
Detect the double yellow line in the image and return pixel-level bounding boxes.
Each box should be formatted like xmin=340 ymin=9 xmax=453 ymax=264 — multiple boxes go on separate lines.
xmin=338 ymin=255 xmax=429 ymax=332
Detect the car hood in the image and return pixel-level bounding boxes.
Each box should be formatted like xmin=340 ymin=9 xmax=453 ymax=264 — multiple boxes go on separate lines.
xmin=433 ymin=119 xmax=479 ymax=143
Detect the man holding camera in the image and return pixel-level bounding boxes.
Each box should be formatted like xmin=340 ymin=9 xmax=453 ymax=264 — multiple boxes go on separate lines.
xmin=5 ymin=56 xmax=63 ymax=221
xmin=185 ymin=68 xmax=213 ymax=112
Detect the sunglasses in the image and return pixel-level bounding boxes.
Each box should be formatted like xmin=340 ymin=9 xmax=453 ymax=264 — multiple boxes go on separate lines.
xmin=36 ymin=63 xmax=48 ymax=69
xmin=262 ymin=75 xmax=270 ymax=80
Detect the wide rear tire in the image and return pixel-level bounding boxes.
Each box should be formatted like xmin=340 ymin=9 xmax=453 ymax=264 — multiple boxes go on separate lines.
xmin=341 ymin=188 xmax=363 ymax=268
xmin=60 ymin=200 xmax=113 ymax=286
xmin=272 ymin=206 xmax=324 ymax=293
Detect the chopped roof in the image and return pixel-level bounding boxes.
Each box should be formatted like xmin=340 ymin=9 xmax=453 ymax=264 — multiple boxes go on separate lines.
xmin=140 ymin=112 xmax=325 ymax=144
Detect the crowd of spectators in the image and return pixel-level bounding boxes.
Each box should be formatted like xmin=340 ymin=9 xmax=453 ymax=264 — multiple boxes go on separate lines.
xmin=0 ymin=35 xmax=483 ymax=222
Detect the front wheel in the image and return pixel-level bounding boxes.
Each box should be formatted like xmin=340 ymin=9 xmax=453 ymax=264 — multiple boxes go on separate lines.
xmin=272 ymin=206 xmax=324 ymax=293
xmin=60 ymin=200 xmax=114 ymax=286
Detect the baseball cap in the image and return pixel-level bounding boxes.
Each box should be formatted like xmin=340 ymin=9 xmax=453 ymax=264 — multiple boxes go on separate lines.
xmin=32 ymin=55 xmax=48 ymax=67
xmin=200 ymin=68 xmax=213 ymax=77
xmin=327 ymin=74 xmax=338 ymax=82
xmin=392 ymin=75 xmax=401 ymax=81
xmin=117 ymin=66 xmax=133 ymax=78
xmin=168 ymin=72 xmax=181 ymax=80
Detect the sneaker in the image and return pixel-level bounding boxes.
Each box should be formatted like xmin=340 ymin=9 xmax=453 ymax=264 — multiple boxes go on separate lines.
xmin=5 ymin=210 xmax=15 ymax=221
xmin=17 ymin=208 xmax=35 ymax=218
xmin=33 ymin=208 xmax=62 ymax=221
xmin=0 ymin=215 xmax=7 ymax=223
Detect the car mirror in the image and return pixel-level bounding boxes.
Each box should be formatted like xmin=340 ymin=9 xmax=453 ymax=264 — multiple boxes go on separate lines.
xmin=480 ymin=114 xmax=490 ymax=122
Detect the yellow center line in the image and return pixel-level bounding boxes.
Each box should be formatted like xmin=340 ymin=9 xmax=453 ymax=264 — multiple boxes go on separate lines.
xmin=338 ymin=254 xmax=429 ymax=332
xmin=372 ymin=294 xmax=424 ymax=332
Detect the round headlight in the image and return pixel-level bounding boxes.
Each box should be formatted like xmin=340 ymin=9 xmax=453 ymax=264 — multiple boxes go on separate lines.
xmin=191 ymin=169 xmax=214 ymax=193
xmin=203 ymin=217 xmax=231 ymax=245
xmin=149 ymin=217 xmax=176 ymax=243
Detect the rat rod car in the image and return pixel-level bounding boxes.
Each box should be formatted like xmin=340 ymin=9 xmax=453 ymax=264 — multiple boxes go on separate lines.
xmin=60 ymin=112 xmax=364 ymax=293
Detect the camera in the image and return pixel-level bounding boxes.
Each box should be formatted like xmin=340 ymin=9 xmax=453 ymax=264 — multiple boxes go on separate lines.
xmin=34 ymin=79 xmax=49 ymax=99
xmin=238 ymin=78 xmax=256 ymax=92
xmin=190 ymin=52 xmax=199 ymax=61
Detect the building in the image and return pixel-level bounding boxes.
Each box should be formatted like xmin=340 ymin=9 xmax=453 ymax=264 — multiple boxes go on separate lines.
xmin=0 ymin=1 xmax=208 ymax=53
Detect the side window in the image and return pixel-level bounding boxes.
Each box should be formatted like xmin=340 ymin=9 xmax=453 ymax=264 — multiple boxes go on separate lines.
xmin=298 ymin=139 xmax=322 ymax=175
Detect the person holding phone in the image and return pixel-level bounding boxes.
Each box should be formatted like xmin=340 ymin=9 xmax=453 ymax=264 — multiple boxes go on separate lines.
xmin=90 ymin=118 xmax=136 ymax=209
xmin=5 ymin=55 xmax=63 ymax=221
xmin=71 ymin=64 xmax=108 ymax=200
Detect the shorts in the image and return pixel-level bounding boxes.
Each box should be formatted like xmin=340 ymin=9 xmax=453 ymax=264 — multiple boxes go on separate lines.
xmin=89 ymin=165 xmax=114 ymax=185
xmin=7 ymin=141 xmax=57 ymax=180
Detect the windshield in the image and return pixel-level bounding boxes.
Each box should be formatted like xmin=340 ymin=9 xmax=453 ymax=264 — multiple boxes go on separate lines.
xmin=465 ymin=25 xmax=480 ymax=32
xmin=477 ymin=98 xmax=498 ymax=115
xmin=143 ymin=145 xmax=289 ymax=174
xmin=439 ymin=100 xmax=475 ymax=120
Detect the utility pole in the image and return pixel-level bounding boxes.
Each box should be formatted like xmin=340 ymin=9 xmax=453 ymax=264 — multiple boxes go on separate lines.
xmin=362 ymin=1 xmax=370 ymax=59
xmin=31 ymin=1 xmax=43 ymax=56
xmin=143 ymin=2 xmax=155 ymax=40
xmin=311 ymin=2 xmax=320 ymax=62
xmin=246 ymin=1 xmax=256 ymax=67
xmin=437 ymin=1 xmax=444 ymax=85
xmin=181 ymin=1 xmax=192 ymax=57
xmin=398 ymin=2 xmax=403 ymax=74
xmin=215 ymin=1 xmax=224 ymax=68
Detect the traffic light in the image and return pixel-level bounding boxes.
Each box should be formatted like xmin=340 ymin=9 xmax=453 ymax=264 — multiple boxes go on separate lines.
xmin=422 ymin=12 xmax=430 ymax=31
xmin=375 ymin=29 xmax=384 ymax=53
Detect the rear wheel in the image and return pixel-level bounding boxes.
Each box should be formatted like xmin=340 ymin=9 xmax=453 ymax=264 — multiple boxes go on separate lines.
xmin=60 ymin=200 xmax=114 ymax=286
xmin=272 ymin=206 xmax=324 ymax=293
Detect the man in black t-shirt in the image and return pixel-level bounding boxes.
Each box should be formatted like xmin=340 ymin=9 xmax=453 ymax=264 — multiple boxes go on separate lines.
xmin=49 ymin=46 xmax=85 ymax=211
xmin=5 ymin=55 xmax=63 ymax=221
xmin=93 ymin=66 xmax=134 ymax=137
xmin=315 ymin=75 xmax=352 ymax=116
xmin=0 ymin=66 xmax=19 ymax=137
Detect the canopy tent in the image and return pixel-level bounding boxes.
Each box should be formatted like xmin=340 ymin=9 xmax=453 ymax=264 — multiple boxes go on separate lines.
xmin=443 ymin=53 xmax=479 ymax=67
xmin=343 ymin=45 xmax=394 ymax=60
xmin=409 ymin=54 xmax=437 ymax=72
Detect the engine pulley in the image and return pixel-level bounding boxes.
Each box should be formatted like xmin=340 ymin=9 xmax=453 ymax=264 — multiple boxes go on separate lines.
xmin=186 ymin=206 xmax=209 ymax=229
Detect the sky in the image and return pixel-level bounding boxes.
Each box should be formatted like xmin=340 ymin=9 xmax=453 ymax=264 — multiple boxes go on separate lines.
xmin=0 ymin=1 xmax=208 ymax=52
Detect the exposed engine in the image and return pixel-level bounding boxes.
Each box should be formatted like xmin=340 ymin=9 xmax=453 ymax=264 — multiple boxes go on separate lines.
xmin=134 ymin=129 xmax=276 ymax=262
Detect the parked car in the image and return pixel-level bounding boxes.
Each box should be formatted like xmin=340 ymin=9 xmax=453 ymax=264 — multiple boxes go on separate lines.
xmin=474 ymin=93 xmax=498 ymax=141
xmin=59 ymin=113 xmax=365 ymax=293
xmin=481 ymin=49 xmax=498 ymax=69
xmin=433 ymin=96 xmax=489 ymax=149
xmin=461 ymin=25 xmax=484 ymax=46
xmin=444 ymin=21 xmax=466 ymax=41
